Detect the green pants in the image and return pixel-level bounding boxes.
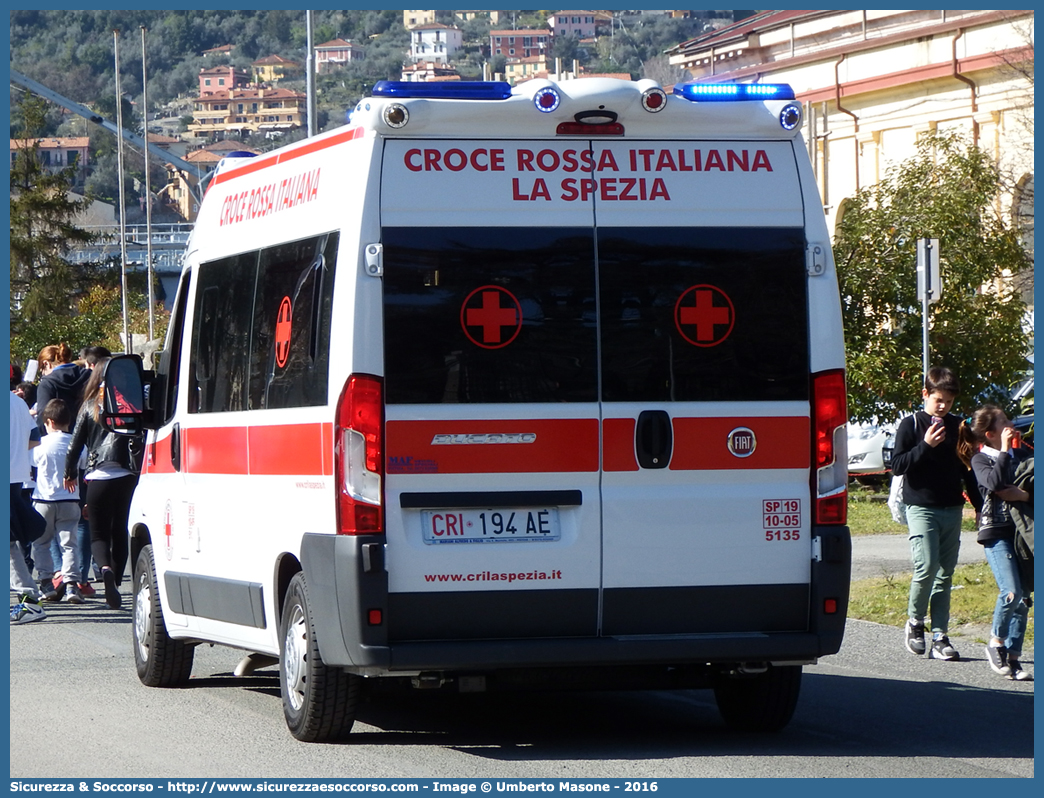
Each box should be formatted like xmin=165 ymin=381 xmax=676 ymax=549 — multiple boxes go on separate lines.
xmin=906 ymin=504 xmax=964 ymax=636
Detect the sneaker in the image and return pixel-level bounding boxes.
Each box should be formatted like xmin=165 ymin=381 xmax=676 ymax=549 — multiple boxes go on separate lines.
xmin=77 ymin=582 xmax=96 ymax=598
xmin=63 ymin=583 xmax=84 ymax=604
xmin=11 ymin=598 xmax=46 ymax=624
xmin=102 ymin=569 xmax=121 ymax=609
xmin=1007 ymin=661 xmax=1033 ymax=682
xmin=929 ymin=636 xmax=960 ymax=661
xmin=905 ymin=619 xmax=926 ymax=655
xmin=985 ymin=643 xmax=1011 ymax=676
xmin=38 ymin=579 xmax=59 ymax=602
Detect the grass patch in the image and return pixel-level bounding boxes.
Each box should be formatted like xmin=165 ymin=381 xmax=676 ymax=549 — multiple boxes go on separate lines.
xmin=847 ymin=482 xmax=978 ymax=535
xmin=848 ymin=562 xmax=1034 ymax=644
xmin=847 ymin=496 xmax=907 ymax=536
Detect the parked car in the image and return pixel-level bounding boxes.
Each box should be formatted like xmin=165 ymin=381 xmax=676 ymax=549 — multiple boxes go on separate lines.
xmin=848 ymin=421 xmax=896 ymax=483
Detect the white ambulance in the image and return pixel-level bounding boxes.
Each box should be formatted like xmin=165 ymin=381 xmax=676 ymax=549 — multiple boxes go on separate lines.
xmin=105 ymin=77 xmax=851 ymax=742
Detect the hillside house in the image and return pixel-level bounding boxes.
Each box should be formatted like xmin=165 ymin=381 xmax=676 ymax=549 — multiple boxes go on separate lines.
xmin=252 ymin=54 xmax=300 ymax=84
xmin=187 ymin=85 xmax=305 ymax=140
xmin=490 ymin=29 xmax=551 ymax=59
xmin=401 ymin=61 xmax=461 ymax=82
xmin=548 ymin=10 xmax=598 ymax=39
xmin=403 ymin=10 xmax=437 ymax=29
xmin=314 ymin=38 xmax=361 ymax=73
xmin=9 ymin=136 xmax=89 ymax=172
xmin=198 ymin=66 xmax=251 ymax=96
xmin=409 ymin=24 xmax=463 ymax=63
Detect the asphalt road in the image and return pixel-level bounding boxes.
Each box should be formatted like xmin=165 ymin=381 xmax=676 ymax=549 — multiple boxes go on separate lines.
xmin=8 ymin=581 xmax=1033 ymax=780
xmin=851 ymin=530 xmax=982 ymax=581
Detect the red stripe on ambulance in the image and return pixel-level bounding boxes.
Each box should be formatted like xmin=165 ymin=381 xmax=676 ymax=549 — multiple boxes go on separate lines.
xmin=670 ymin=416 xmax=809 ymax=470
xmin=386 ymin=419 xmax=599 ymax=474
xmin=179 ymin=423 xmax=332 ymax=476
xmin=208 ymin=126 xmax=364 ymax=189
xmin=602 ymin=418 xmax=638 ymax=472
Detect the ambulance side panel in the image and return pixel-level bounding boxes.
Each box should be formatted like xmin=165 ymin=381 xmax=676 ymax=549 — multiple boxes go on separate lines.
xmin=131 ymin=128 xmax=385 ymax=659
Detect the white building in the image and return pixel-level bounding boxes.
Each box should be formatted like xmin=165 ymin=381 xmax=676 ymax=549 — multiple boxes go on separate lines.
xmin=666 ymin=9 xmax=1034 ymax=258
xmin=409 ymin=23 xmax=463 ymax=64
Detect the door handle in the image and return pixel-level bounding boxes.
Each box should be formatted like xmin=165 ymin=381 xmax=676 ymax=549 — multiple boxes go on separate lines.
xmin=635 ymin=410 xmax=672 ymax=469
xmin=171 ymin=423 xmax=181 ymax=472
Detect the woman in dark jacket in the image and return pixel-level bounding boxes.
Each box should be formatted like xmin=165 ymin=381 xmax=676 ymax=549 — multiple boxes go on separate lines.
xmin=63 ymin=359 xmax=143 ymax=609
xmin=36 ymin=343 xmax=90 ymax=434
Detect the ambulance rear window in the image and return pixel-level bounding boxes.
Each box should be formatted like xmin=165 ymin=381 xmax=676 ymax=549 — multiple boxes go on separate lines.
xmin=598 ymin=226 xmax=809 ymax=402
xmin=383 ymin=226 xmax=598 ymax=405
xmin=382 ymin=226 xmax=808 ymax=405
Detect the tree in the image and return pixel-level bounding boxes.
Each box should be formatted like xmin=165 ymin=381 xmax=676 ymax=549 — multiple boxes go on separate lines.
xmin=834 ymin=132 xmax=1032 ymax=423
xmin=641 ymin=54 xmax=691 ymax=86
xmin=10 ymin=262 xmax=169 ymax=367
xmin=9 ymin=93 xmax=96 ymax=322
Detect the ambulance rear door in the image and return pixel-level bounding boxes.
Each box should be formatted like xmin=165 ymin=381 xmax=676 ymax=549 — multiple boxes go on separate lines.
xmin=593 ymin=139 xmax=814 ymax=636
xmin=380 ymin=140 xmax=603 ymax=642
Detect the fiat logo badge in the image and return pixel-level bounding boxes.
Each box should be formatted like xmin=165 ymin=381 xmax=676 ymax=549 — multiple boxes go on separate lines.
xmin=728 ymin=427 xmax=757 ymax=458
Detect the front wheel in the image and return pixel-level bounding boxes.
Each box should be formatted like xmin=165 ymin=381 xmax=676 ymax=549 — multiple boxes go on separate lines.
xmin=713 ymin=665 xmax=802 ymax=732
xmin=279 ymin=572 xmax=361 ymax=742
xmin=133 ymin=544 xmax=194 ymax=687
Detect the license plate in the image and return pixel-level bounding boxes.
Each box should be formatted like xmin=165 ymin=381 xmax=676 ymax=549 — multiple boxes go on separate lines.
xmin=422 ymin=508 xmax=561 ymax=544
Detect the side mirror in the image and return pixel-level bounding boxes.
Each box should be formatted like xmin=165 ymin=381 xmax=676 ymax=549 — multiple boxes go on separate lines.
xmin=100 ymin=355 xmax=146 ymax=435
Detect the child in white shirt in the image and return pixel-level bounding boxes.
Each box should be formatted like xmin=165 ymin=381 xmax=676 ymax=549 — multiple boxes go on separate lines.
xmin=32 ymin=399 xmax=87 ymax=603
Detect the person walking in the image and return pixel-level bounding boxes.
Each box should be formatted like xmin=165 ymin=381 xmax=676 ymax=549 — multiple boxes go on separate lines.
xmin=10 ymin=392 xmax=46 ymax=624
xmin=64 ymin=346 xmax=111 ymax=593
xmin=63 ymin=360 xmax=144 ymax=610
xmin=32 ymin=399 xmax=88 ymax=604
xmin=890 ymin=367 xmax=980 ymax=661
xmin=35 ymin=343 xmax=90 ymax=435
xmin=958 ymin=405 xmax=1033 ymax=681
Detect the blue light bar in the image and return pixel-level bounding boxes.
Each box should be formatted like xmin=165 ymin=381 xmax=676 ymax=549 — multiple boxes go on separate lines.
xmin=673 ymin=82 xmax=796 ymax=102
xmin=371 ymin=81 xmax=513 ymax=100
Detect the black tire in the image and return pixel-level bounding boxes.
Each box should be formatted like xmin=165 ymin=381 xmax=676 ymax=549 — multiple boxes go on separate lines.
xmin=279 ymin=572 xmax=361 ymax=742
xmin=713 ymin=665 xmax=802 ymax=732
xmin=133 ymin=544 xmax=194 ymax=687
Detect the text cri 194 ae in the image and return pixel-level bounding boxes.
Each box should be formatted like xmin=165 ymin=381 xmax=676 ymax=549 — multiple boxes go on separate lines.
xmin=403 ymin=146 xmax=775 ymax=203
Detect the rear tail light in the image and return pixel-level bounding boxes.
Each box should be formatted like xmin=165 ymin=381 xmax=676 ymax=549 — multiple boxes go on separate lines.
xmin=335 ymin=374 xmax=384 ymax=535
xmin=812 ymin=369 xmax=847 ymax=525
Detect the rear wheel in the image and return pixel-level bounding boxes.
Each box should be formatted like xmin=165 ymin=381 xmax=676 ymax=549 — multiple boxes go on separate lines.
xmin=133 ymin=544 xmax=194 ymax=686
xmin=713 ymin=665 xmax=802 ymax=732
xmin=279 ymin=572 xmax=361 ymax=742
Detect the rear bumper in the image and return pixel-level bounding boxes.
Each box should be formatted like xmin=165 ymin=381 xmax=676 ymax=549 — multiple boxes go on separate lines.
xmin=301 ymin=524 xmax=851 ymax=674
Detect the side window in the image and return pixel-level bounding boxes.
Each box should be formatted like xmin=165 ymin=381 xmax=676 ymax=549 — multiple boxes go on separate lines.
xmin=189 ymin=252 xmax=257 ymax=413
xmin=249 ymin=233 xmax=338 ymax=410
xmin=156 ymin=271 xmax=191 ymax=423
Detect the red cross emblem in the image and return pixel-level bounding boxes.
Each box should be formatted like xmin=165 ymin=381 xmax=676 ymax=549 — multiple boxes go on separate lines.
xmin=460 ymin=286 xmax=523 ymax=349
xmin=275 ymin=296 xmax=292 ymax=367
xmin=674 ymin=284 xmax=735 ymax=347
